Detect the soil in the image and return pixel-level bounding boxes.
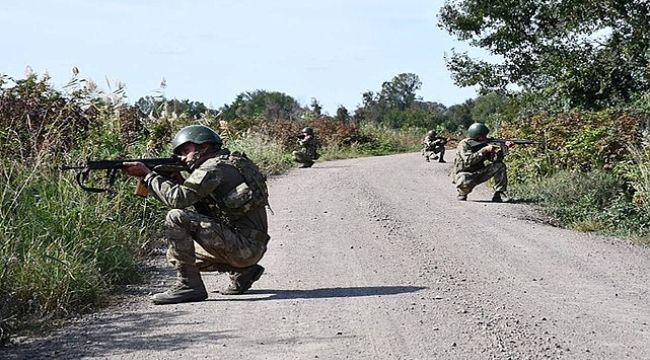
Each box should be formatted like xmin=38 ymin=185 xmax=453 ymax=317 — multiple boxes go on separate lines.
xmin=5 ymin=152 xmax=650 ymax=359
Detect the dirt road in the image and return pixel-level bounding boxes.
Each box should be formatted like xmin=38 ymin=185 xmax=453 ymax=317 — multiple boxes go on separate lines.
xmin=6 ymin=152 xmax=650 ymax=359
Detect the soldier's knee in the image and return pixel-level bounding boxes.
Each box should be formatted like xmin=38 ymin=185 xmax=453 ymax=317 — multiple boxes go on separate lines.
xmin=494 ymin=162 xmax=507 ymax=172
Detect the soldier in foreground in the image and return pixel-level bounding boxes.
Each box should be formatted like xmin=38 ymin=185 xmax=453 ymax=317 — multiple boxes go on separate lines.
xmin=123 ymin=125 xmax=270 ymax=304
xmin=293 ymin=127 xmax=319 ymax=168
xmin=453 ymin=123 xmax=514 ymax=202
xmin=422 ymin=130 xmax=448 ymax=163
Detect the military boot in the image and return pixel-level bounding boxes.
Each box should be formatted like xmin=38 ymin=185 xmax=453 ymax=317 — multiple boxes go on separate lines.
xmin=220 ymin=265 xmax=265 ymax=295
xmin=492 ymin=191 xmax=510 ymax=203
xmin=151 ymin=267 xmax=208 ymax=305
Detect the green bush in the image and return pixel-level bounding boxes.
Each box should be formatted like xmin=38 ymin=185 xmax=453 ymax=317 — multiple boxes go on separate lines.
xmin=510 ymin=169 xmax=650 ymax=244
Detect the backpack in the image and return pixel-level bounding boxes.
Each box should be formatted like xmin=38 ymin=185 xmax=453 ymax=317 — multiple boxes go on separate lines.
xmin=216 ymin=151 xmax=269 ymax=214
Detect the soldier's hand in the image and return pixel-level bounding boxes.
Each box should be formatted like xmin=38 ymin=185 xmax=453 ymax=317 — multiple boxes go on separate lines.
xmin=483 ymin=144 xmax=500 ymax=153
xmin=122 ymin=162 xmax=151 ymax=177
xmin=505 ymin=141 xmax=515 ymax=148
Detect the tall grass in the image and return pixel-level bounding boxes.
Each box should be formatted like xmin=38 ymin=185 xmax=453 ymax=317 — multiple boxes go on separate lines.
xmin=229 ymin=131 xmax=295 ymax=175
xmin=0 ymin=158 xmax=165 ymax=342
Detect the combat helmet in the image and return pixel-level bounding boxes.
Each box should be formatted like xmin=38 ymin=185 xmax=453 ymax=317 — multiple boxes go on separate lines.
xmin=172 ymin=125 xmax=222 ymax=155
xmin=426 ymin=130 xmax=436 ymax=137
xmin=467 ymin=123 xmax=490 ymax=139
xmin=301 ymin=127 xmax=314 ymax=136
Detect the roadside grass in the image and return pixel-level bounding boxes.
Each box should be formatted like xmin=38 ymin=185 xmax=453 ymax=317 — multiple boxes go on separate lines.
xmin=510 ymin=169 xmax=650 ymax=246
xmin=0 ymin=158 xmax=165 ymax=343
xmin=228 ymin=132 xmax=295 ymax=175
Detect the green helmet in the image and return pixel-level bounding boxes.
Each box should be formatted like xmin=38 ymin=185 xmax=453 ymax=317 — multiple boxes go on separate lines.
xmin=301 ymin=127 xmax=314 ymax=136
xmin=172 ymin=125 xmax=222 ymax=154
xmin=426 ymin=130 xmax=436 ymax=137
xmin=467 ymin=123 xmax=490 ymax=139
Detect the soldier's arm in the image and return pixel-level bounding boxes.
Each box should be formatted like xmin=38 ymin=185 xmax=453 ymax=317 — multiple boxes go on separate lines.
xmin=144 ymin=164 xmax=224 ymax=209
xmin=458 ymin=140 xmax=489 ymax=167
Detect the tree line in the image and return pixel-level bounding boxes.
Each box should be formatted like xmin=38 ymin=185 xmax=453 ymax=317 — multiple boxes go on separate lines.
xmin=132 ymin=72 xmax=506 ymax=135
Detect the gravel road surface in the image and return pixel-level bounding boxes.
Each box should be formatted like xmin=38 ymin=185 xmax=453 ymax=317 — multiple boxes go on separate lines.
xmin=5 ymin=152 xmax=650 ymax=359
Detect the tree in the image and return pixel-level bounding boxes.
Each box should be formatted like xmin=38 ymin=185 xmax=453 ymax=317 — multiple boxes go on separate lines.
xmin=221 ymin=90 xmax=302 ymax=121
xmin=353 ymin=73 xmax=425 ymax=127
xmin=443 ymin=99 xmax=474 ymax=131
xmin=335 ymin=105 xmax=350 ymax=123
xmin=379 ymin=73 xmax=423 ymax=111
xmin=438 ymin=0 xmax=650 ymax=108
xmin=470 ymin=92 xmax=507 ymax=124
xmin=310 ymin=98 xmax=323 ymax=118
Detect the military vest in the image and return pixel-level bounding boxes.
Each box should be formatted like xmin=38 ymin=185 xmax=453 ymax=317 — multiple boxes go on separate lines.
xmin=220 ymin=151 xmax=269 ymax=212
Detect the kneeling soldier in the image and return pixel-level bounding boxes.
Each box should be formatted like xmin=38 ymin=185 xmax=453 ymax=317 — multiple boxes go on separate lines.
xmin=123 ymin=125 xmax=270 ymax=304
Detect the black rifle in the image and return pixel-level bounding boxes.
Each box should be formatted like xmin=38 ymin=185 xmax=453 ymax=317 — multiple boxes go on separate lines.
xmin=61 ymin=157 xmax=187 ymax=195
xmin=467 ymin=138 xmax=544 ymax=161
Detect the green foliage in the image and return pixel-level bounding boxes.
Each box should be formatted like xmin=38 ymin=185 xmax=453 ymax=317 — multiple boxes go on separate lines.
xmin=319 ymin=125 xmax=421 ymax=159
xmin=443 ymin=100 xmax=474 ymax=131
xmin=221 ymin=90 xmax=302 ymax=121
xmin=498 ymin=110 xmax=647 ymax=176
xmin=510 ymin=169 xmax=650 ymax=245
xmin=438 ymin=0 xmax=650 ymax=109
xmin=0 ymin=74 xmax=93 ymax=159
xmin=495 ymin=106 xmax=650 ymax=244
xmin=380 ymin=73 xmax=422 ymax=111
xmin=228 ymin=133 xmax=295 ymax=176
xmin=352 ymin=74 xmax=506 ymax=132
xmin=335 ymin=106 xmax=350 ymax=123
xmin=1 ymin=160 xmax=164 ymax=341
xmin=471 ymin=92 xmax=507 ymax=124
xmin=135 ymin=96 xmax=216 ymax=119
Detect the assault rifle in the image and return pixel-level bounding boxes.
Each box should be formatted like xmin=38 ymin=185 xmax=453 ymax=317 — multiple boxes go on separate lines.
xmin=467 ymin=138 xmax=544 ymax=161
xmin=61 ymin=157 xmax=188 ymax=196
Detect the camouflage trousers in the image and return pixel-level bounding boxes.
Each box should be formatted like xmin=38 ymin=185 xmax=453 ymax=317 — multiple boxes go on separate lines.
xmin=164 ymin=209 xmax=269 ymax=273
xmin=292 ymin=150 xmax=313 ymax=163
xmin=423 ymin=146 xmax=445 ymax=161
xmin=454 ymin=162 xmax=507 ymax=195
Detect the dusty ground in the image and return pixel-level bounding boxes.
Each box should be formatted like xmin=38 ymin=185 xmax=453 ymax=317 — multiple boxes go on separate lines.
xmin=5 ymin=152 xmax=650 ymax=359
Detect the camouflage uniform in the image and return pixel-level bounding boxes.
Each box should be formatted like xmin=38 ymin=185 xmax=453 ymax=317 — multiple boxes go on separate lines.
xmin=422 ymin=132 xmax=447 ymax=162
xmin=453 ymin=138 xmax=507 ymax=197
xmin=293 ymin=134 xmax=318 ymax=168
xmin=144 ymin=149 xmax=269 ymax=297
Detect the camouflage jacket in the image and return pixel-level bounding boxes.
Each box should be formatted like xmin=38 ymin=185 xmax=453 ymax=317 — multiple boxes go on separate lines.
xmin=423 ymin=135 xmax=446 ymax=149
xmin=453 ymin=138 xmax=492 ymax=174
xmin=144 ymin=151 xmax=268 ymax=232
xmin=298 ymin=135 xmax=317 ymax=158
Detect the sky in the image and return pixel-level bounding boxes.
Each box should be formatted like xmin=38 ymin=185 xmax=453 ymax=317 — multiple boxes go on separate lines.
xmin=0 ymin=0 xmax=482 ymax=115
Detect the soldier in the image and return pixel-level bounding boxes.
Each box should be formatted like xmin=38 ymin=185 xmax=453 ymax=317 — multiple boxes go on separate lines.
xmin=123 ymin=125 xmax=270 ymax=304
xmin=453 ymin=123 xmax=514 ymax=202
xmin=293 ymin=127 xmax=319 ymax=168
xmin=422 ymin=130 xmax=448 ymax=163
